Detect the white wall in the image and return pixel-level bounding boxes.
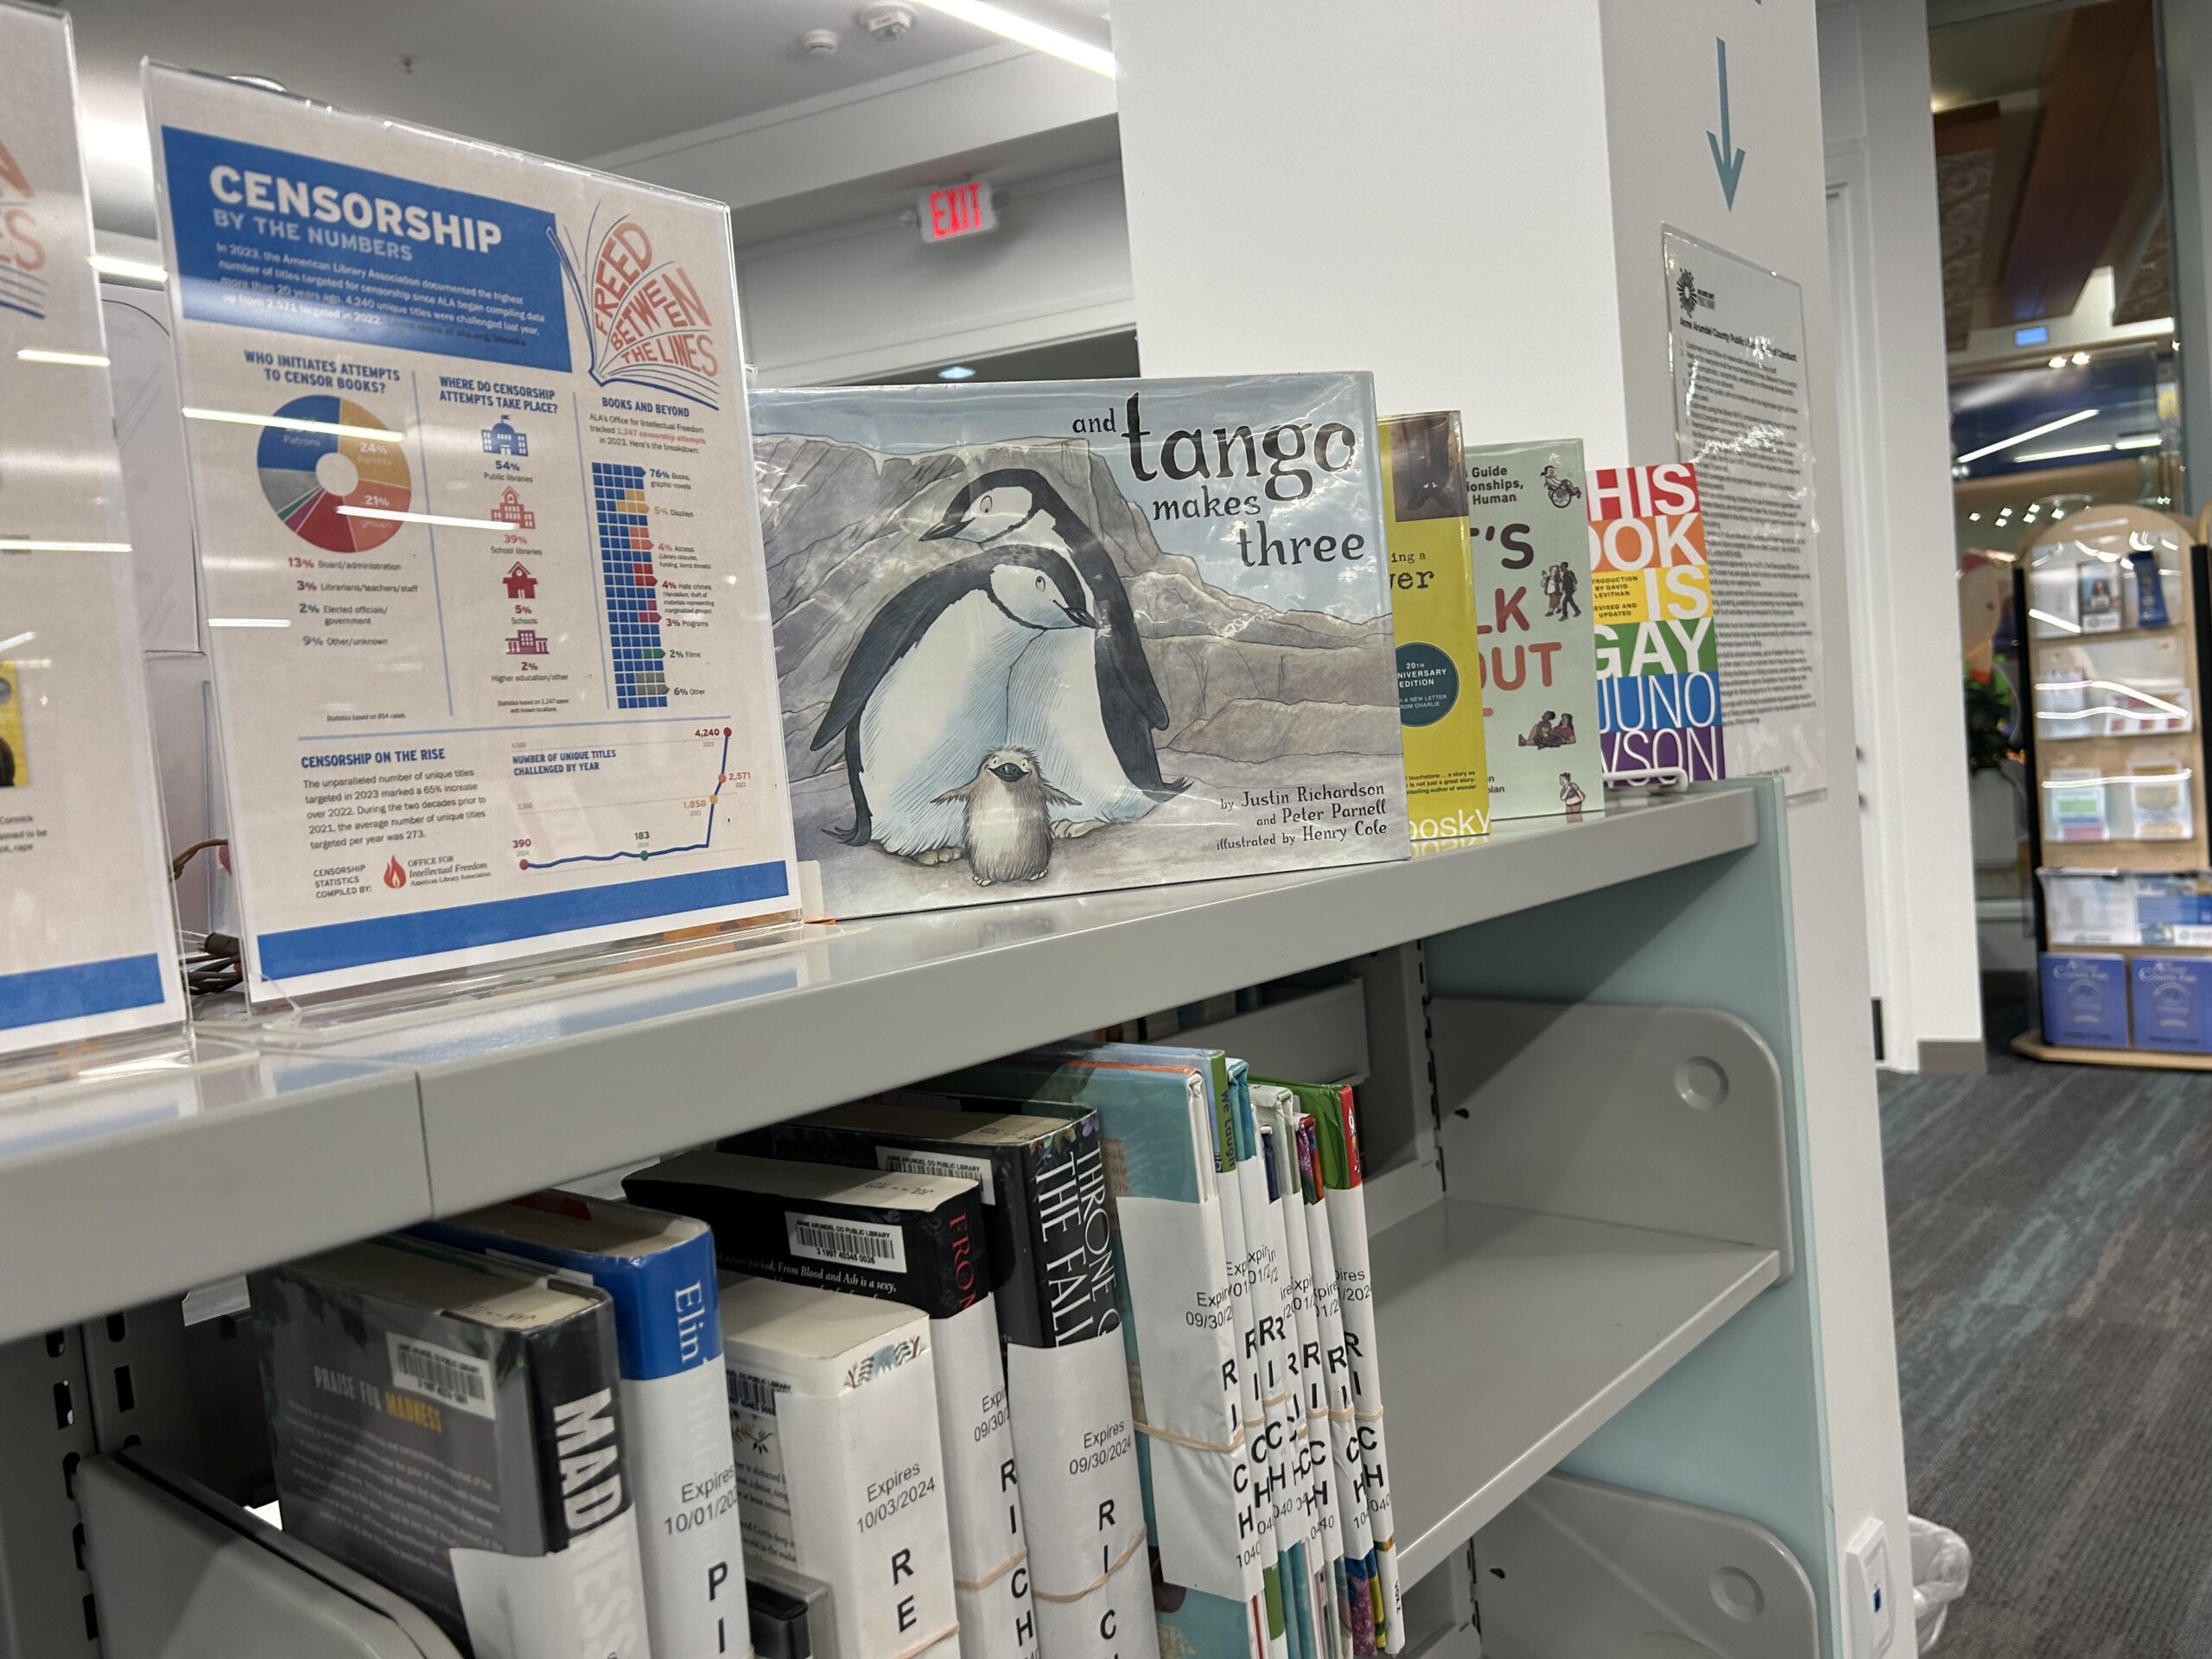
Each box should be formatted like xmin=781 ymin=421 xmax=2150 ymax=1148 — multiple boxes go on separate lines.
xmin=738 ymin=163 xmax=1134 ymax=385
xmin=1818 ymin=0 xmax=1986 ymax=1071
xmin=1113 ymin=1 xmax=1908 ymax=1640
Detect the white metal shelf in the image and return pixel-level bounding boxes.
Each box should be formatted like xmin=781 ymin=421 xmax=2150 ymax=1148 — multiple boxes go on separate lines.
xmin=0 ymin=785 xmax=1757 ymax=1344
xmin=1373 ymin=1200 xmax=1783 ymax=1581
xmin=363 ymin=786 xmax=1757 ymax=1211
xmin=0 ymin=1046 xmax=429 ymax=1344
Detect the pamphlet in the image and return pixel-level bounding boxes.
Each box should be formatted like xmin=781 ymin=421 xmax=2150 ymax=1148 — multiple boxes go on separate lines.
xmin=143 ymin=67 xmax=798 ymax=1001
xmin=2045 ymin=767 xmax=2111 ymax=842
xmin=2128 ymin=549 xmax=2172 ymax=629
xmin=2079 ymin=563 xmax=2122 ymax=634
xmin=0 ymin=3 xmax=187 ymax=1058
xmin=2126 ymin=760 xmax=2193 ymax=840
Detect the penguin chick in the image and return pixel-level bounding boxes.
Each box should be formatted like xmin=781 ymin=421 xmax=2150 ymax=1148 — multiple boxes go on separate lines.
xmin=932 ymin=748 xmax=1079 ymax=887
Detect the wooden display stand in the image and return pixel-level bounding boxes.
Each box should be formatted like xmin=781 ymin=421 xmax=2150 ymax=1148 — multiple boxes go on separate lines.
xmin=2017 ymin=505 xmax=2212 ymax=1060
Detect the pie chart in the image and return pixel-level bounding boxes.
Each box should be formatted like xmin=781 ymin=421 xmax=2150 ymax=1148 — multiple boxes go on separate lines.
xmin=256 ymin=396 xmax=412 ymax=554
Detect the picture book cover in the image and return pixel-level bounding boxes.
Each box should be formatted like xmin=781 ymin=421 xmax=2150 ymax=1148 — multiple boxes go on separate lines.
xmin=1462 ymin=439 xmax=1604 ymax=822
xmin=2039 ymin=952 xmax=2129 ymax=1048
xmin=1377 ymin=412 xmax=1488 ymax=839
xmin=1587 ymin=463 xmax=1725 ymax=783
xmin=751 ymin=377 xmax=1411 ymax=918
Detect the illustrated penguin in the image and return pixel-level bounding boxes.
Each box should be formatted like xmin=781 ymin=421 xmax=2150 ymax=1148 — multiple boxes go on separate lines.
xmin=922 ymin=469 xmax=1186 ymax=836
xmin=932 ymin=747 xmax=1078 ymax=886
xmin=810 ymin=545 xmax=1096 ymax=861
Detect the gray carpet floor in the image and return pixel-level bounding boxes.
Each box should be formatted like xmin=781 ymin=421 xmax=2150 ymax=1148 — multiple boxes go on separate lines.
xmin=1882 ymin=1027 xmax=2212 ymax=1657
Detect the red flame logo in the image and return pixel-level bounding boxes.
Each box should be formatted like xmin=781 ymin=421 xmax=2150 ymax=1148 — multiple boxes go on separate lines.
xmin=383 ymin=857 xmax=408 ymax=890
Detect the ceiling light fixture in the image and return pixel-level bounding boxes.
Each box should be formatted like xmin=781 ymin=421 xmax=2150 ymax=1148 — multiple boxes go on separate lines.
xmin=1968 ymin=512 xmax=1981 ymax=522
xmin=2012 ymin=442 xmax=2113 ymax=463
xmin=2049 ymin=355 xmax=2068 ymax=370
xmin=1955 ymin=407 xmax=2100 ymax=466
xmin=906 ymin=0 xmax=1116 ymax=76
xmin=938 ymin=364 xmax=978 ymax=381
xmin=2071 ymin=351 xmax=2091 ymax=366
xmin=2115 ymin=434 xmax=2162 ymax=450
xmin=16 ymin=347 xmax=109 ymax=367
xmin=87 ymin=253 xmax=168 ymax=284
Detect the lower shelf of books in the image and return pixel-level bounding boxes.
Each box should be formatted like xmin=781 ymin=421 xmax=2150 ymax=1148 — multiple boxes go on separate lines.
xmin=1373 ymin=1199 xmax=1783 ymax=1581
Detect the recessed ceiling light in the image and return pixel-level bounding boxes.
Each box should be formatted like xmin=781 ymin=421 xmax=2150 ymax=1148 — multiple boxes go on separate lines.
xmin=2049 ymin=355 xmax=2069 ymax=370
xmin=938 ymin=364 xmax=977 ymax=381
xmin=87 ymin=253 xmax=167 ymax=283
xmin=1968 ymin=512 xmax=1981 ymax=522
xmin=1956 ymin=408 xmax=2100 ymax=465
xmin=2071 ymin=351 xmax=2091 ymax=366
xmin=906 ymin=0 xmax=1116 ymax=76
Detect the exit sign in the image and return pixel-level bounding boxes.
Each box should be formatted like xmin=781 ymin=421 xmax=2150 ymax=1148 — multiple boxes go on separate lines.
xmin=920 ymin=181 xmax=997 ymax=244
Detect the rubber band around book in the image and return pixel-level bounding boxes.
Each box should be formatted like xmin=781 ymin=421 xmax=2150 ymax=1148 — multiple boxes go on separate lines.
xmin=887 ymin=1620 xmax=962 ymax=1659
xmin=954 ymin=1547 xmax=1030 ymax=1592
xmin=1027 ymin=1529 xmax=1151 ymax=1603
xmin=1133 ymin=1418 xmax=1246 ymax=1453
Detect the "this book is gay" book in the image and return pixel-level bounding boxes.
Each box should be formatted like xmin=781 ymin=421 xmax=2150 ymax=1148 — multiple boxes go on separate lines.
xmin=1587 ymin=463 xmax=1725 ymax=783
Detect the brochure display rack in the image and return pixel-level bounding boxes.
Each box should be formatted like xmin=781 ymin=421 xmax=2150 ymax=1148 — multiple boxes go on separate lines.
xmin=2013 ymin=506 xmax=2212 ymax=1064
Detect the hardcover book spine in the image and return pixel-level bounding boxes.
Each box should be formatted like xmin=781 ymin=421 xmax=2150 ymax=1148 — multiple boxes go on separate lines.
xmin=1297 ymin=1135 xmax=1376 ymax=1659
xmin=636 ymin=1173 xmax=1029 ymax=1659
xmin=1275 ymin=1111 xmax=1345 ymax=1659
xmin=725 ymin=1338 xmax=959 ymax=1659
xmin=416 ymin=1217 xmax=750 ymax=1659
xmin=510 ymin=1310 xmax=653 ymax=1659
xmin=1001 ymin=1116 xmax=1154 ymax=1659
xmin=1258 ymin=1116 xmax=1329 ymax=1659
xmin=1315 ymin=1092 xmax=1399 ymax=1655
xmin=1027 ymin=1116 xmax=1122 ymax=1348
xmin=1230 ymin=1068 xmax=1302 ymax=1659
xmin=1200 ymin=1075 xmax=1274 ymax=1659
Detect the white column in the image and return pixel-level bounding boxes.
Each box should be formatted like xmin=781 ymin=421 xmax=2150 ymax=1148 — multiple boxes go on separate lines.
xmin=1115 ymin=0 xmax=1909 ymax=1620
xmin=1819 ymin=0 xmax=1985 ymax=1072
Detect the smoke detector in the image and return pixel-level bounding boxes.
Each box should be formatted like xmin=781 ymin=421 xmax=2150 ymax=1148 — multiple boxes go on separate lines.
xmin=861 ymin=5 xmax=915 ymax=41
xmin=800 ymin=28 xmax=841 ymax=55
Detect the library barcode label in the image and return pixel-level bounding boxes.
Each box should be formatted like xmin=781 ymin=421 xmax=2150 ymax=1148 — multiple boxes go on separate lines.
xmin=386 ymin=1334 xmax=496 ymax=1419
xmin=729 ymin=1370 xmax=787 ymax=1415
xmin=786 ymin=1213 xmax=907 ymax=1272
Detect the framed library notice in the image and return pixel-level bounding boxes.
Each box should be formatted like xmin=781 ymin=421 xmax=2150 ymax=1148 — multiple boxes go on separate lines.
xmin=143 ymin=66 xmax=799 ymax=1006
xmin=0 ymin=1 xmax=186 ymax=1060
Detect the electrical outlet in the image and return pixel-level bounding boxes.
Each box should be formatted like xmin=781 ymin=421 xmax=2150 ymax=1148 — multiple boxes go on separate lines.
xmin=1844 ymin=1519 xmax=1895 ymax=1659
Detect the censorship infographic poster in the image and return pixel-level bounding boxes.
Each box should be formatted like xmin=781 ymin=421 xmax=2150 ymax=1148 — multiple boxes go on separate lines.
xmin=1663 ymin=226 xmax=1828 ymax=797
xmin=143 ymin=67 xmax=798 ymax=1003
xmin=0 ymin=3 xmax=186 ymax=1058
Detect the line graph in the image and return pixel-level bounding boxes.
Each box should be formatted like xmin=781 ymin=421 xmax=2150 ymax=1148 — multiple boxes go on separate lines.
xmin=519 ymin=727 xmax=731 ymax=872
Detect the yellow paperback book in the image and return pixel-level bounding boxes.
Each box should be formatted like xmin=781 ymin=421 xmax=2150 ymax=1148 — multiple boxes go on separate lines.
xmin=1379 ymin=412 xmax=1489 ymax=838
